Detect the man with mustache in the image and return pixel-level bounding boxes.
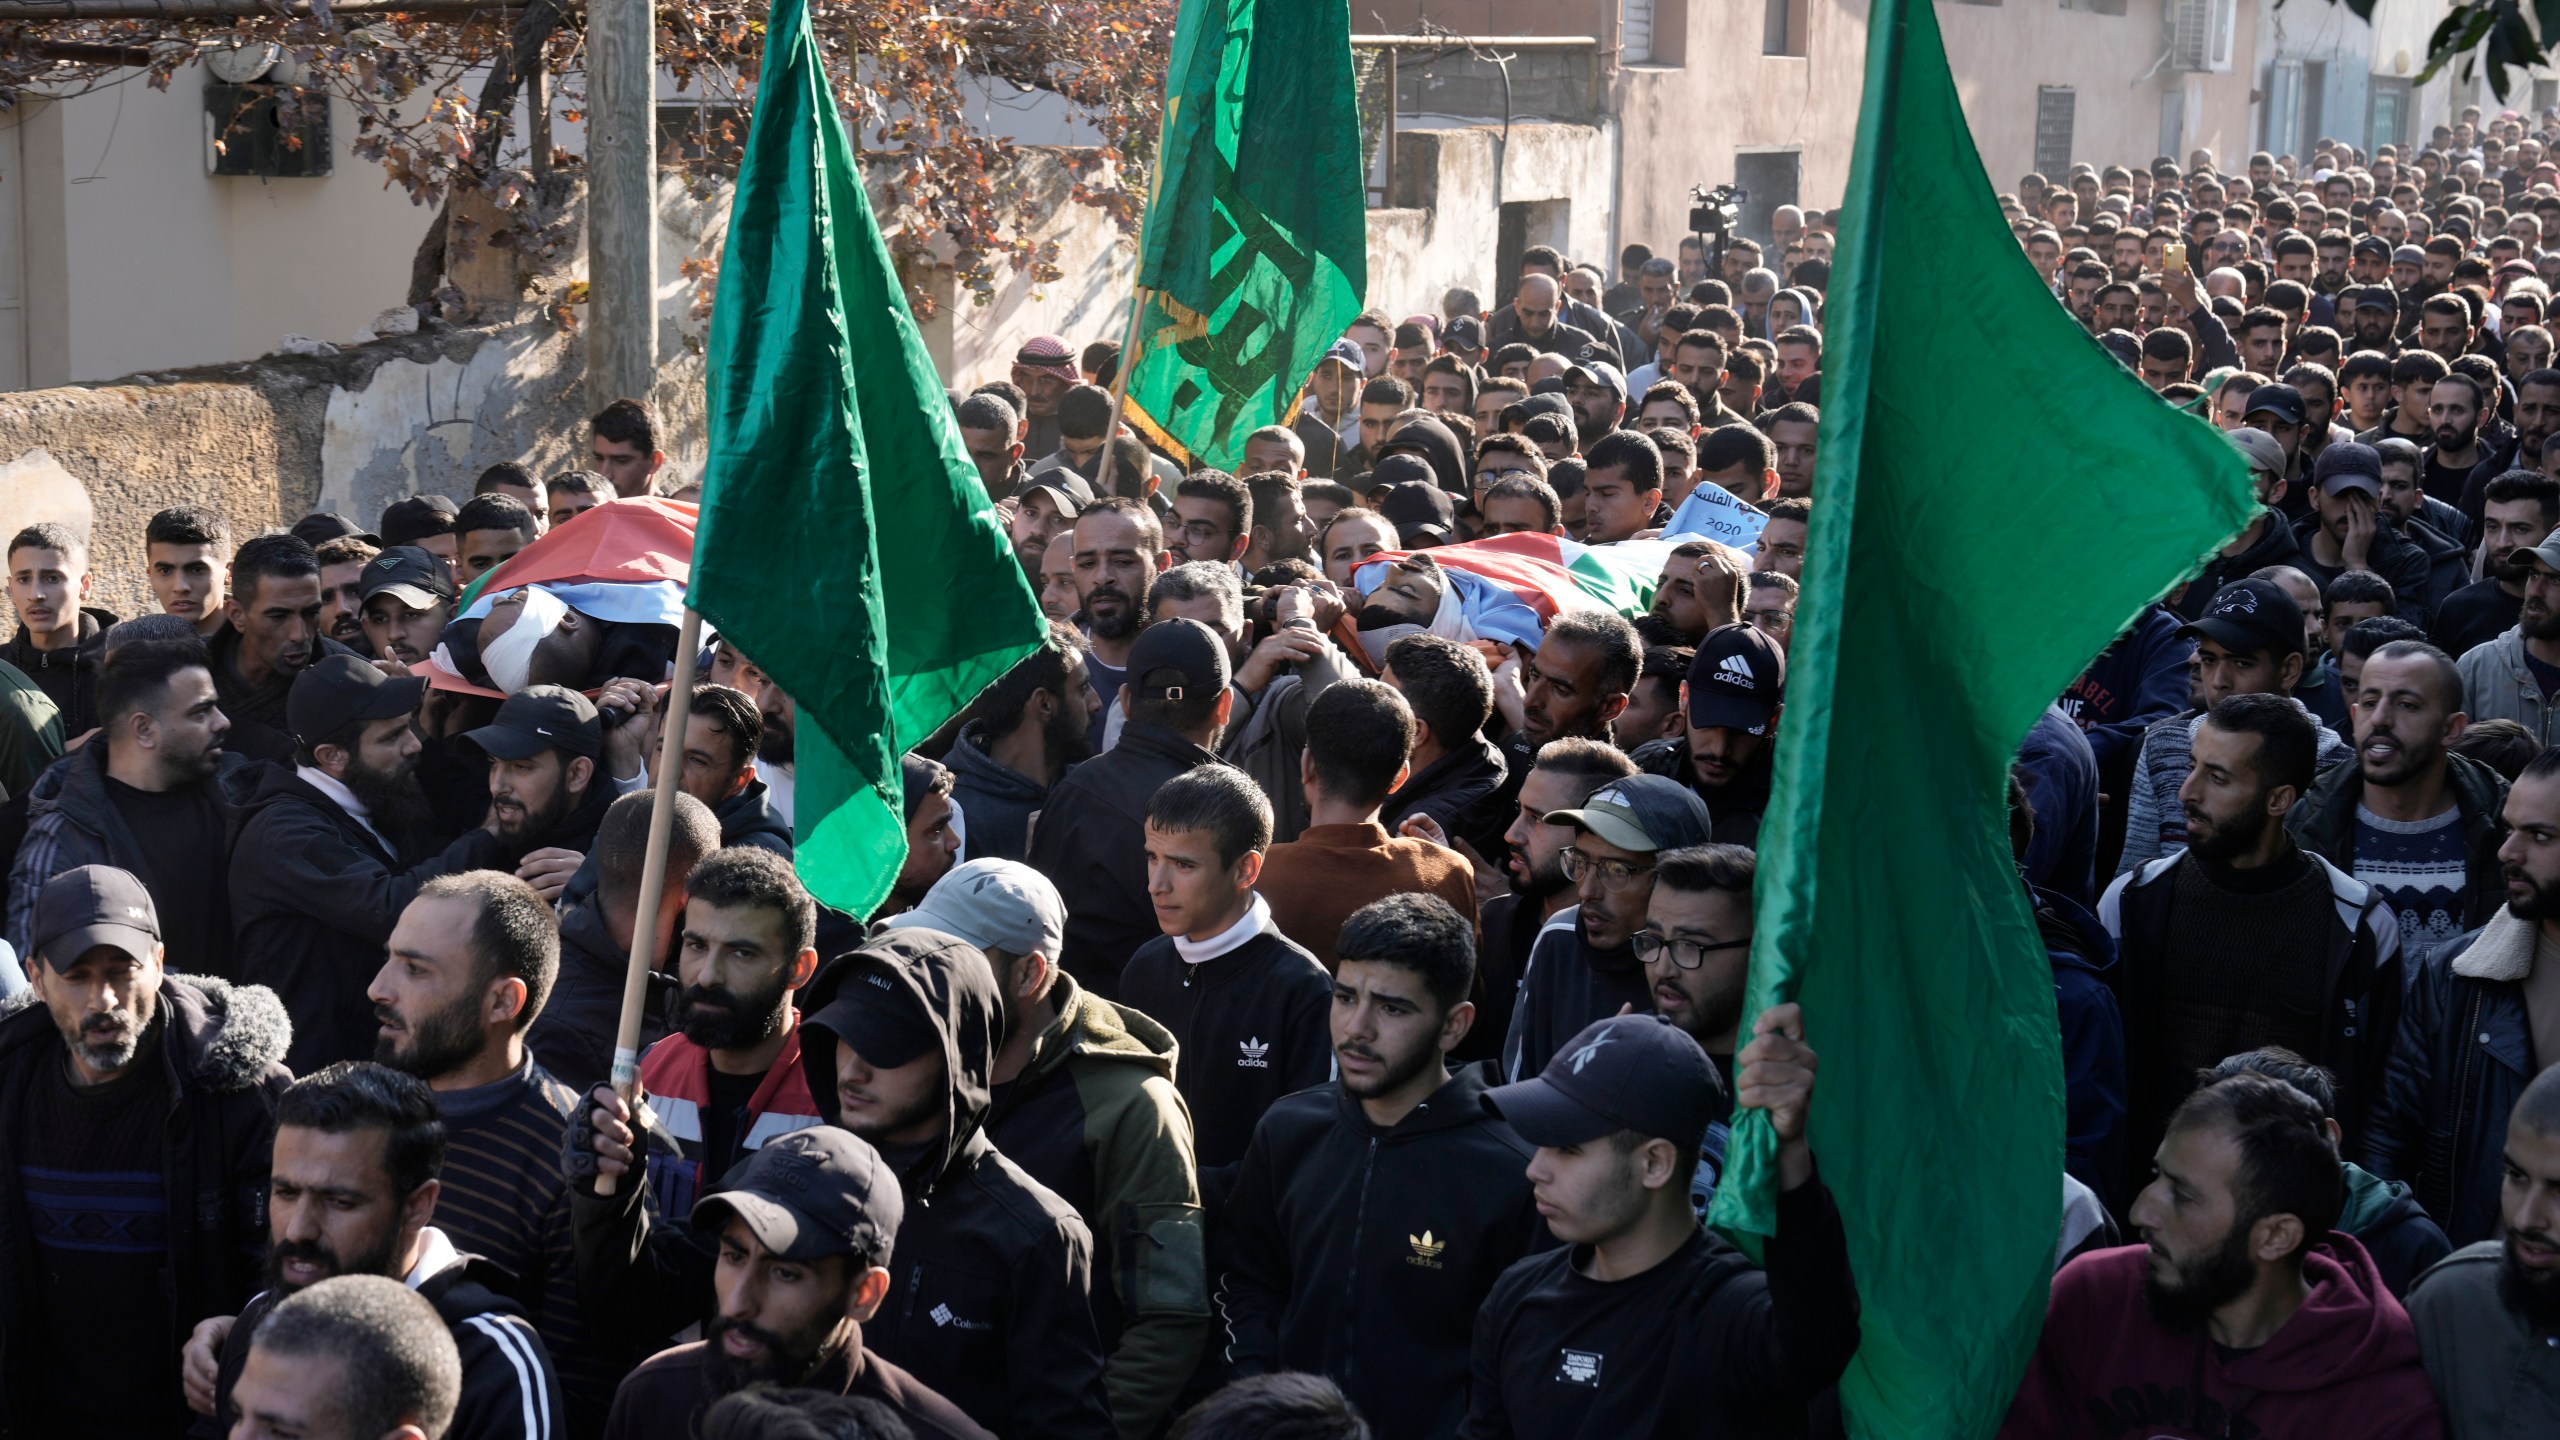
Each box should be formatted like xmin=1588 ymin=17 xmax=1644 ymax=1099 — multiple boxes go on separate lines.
xmin=944 ymin=624 xmax=1093 ymax=865
xmin=1631 ymin=624 xmax=1787 ymax=846
xmin=231 ymin=656 xmax=513 ymax=1072
xmin=598 ymin=1128 xmax=989 ymax=1439
xmin=1066 ymin=498 xmax=1166 ymax=752
xmin=8 ymin=639 xmax=242 ymax=977
xmin=358 ymin=545 xmax=458 ymax=669
xmin=466 ymin=685 xmax=615 ymax=896
xmin=2294 ymin=640 xmax=2509 ymax=958
xmin=191 ymin=1062 xmax=565 ymax=1440
xmin=209 ymin=533 xmax=364 ymax=764
xmin=2430 ymin=471 xmax=2560 ymax=659
xmin=0 ymin=866 xmax=289 ymax=1438
xmin=2103 ymin=693 xmax=2405 ymax=1213
xmin=2003 ymin=1074 xmax=2442 ymax=1437
xmin=1465 ymin=739 xmax=1636 ymax=1065
xmin=1503 ymin=774 xmax=1712 ymax=1084
xmin=1220 ymin=894 xmax=1547 ymax=1440
xmin=367 ymin=872 xmax=608 ymax=1423
xmin=2406 ymin=1062 xmax=2560 ymax=1436
xmin=2458 ymin=525 xmax=2560 ymax=746
xmin=2366 ymin=746 xmax=2560 ymax=1245
xmin=313 ymin=534 xmax=379 ymax=656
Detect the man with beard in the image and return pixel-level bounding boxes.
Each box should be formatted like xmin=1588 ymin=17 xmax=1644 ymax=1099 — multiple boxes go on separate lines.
xmin=2433 ymin=470 xmax=2559 ymax=658
xmin=2293 ymin=641 xmax=2509 ymax=956
xmin=1068 ymin=498 xmax=1167 ymax=750
xmin=0 ymin=866 xmax=289 ymax=1438
xmin=2002 ymin=1074 xmax=2442 ymax=1437
xmin=2116 ymin=579 xmax=2349 ymax=875
xmin=2366 ymin=748 xmax=2560 ymax=1244
xmin=945 ymin=624 xmax=1092 ymax=863
xmin=228 ymin=1276 xmax=462 ymax=1440
xmin=882 ymin=860 xmax=1208 ymax=1440
xmin=1631 ymin=624 xmax=1785 ymax=845
xmin=2455 ymin=369 xmax=2560 ymax=533
xmin=2103 ymin=694 xmax=2403 ymax=1211
xmin=884 ymin=755 xmax=960 ymax=918
xmin=359 ymin=545 xmax=458 ymax=669
xmin=1505 ymin=775 xmax=1713 ymax=1083
xmin=1220 ymin=894 xmax=1545 ymax=1440
xmin=7 ymin=639 xmax=242 ymax=974
xmin=313 ymin=535 xmax=378 ymax=656
xmin=1636 ymin=845 xmax=1757 ymax=1215
xmin=530 ymin=789 xmax=722 ymax=1094
xmin=1499 ymin=611 xmax=1640 ymax=816
xmin=1467 ymin=739 xmax=1637 ymax=1065
xmin=1027 ymin=618 xmax=1233 ymax=999
xmin=2291 ymin=443 xmax=2435 ymax=624
xmin=710 ymin=638 xmax=800 ymax=828
xmin=1003 ymin=470 xmax=1090 ymax=585
xmin=194 ymin=1063 xmax=566 ymax=1440
xmin=210 ymin=533 xmax=362 ymax=763
xmin=2348 ymin=287 xmax=2402 ymax=357
xmin=599 ymin=1129 xmax=989 ymax=1440
xmin=2460 ymin=526 xmax=2560 ymax=746
xmin=646 ymin=683 xmax=791 ymax=857
xmin=365 ymin=873 xmax=605 ymax=1426
xmin=574 ymin=871 xmax=1111 ymax=1440
xmin=231 ymin=657 xmax=513 ymax=1071
xmin=2422 ymin=371 xmax=2493 ymax=508
xmin=466 ymin=684 xmax=615 ymax=877
xmin=2406 ymin=1062 xmax=2560 ymax=1436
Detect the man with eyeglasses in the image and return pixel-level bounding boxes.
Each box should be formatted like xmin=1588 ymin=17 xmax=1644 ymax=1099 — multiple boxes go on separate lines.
xmin=1502 ymin=774 xmax=1712 ymax=1083
xmin=1634 ymin=844 xmax=1757 ymax=1214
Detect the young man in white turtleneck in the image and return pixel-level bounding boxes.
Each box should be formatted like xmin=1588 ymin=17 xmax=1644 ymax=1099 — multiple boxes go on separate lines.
xmin=1115 ymin=765 xmax=1334 ymax=1215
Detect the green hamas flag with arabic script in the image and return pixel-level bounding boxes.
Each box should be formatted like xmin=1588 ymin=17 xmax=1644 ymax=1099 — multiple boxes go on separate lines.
xmin=1700 ymin=0 xmax=2255 ymax=1434
xmin=688 ymin=0 xmax=1044 ymax=916
xmin=1121 ymin=0 xmax=1367 ymax=471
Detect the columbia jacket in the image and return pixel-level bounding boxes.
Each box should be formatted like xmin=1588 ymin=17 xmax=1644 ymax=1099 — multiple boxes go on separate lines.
xmin=2117 ymin=705 xmax=2351 ymax=876
xmin=800 ymin=929 xmax=1114 ymax=1440
xmin=1027 ymin=722 xmax=1229 ymax=999
xmin=2001 ymin=1238 xmax=2445 ymax=1439
xmin=211 ymin=1228 xmax=566 ymax=1440
xmin=0 ymin=973 xmax=290 ymax=1436
xmin=983 ymin=972 xmax=1207 ymax=1440
xmin=1219 ymin=1063 xmax=1547 ymax=1440
xmin=2101 ymin=847 xmax=2402 ymax=1206
xmin=2288 ymin=750 xmax=2511 ymax=945
xmin=943 ymin=719 xmax=1052 ymax=863
xmin=227 ymin=763 xmax=510 ymax=1072
xmin=2363 ymin=910 xmax=2542 ymax=1246
xmin=2456 ymin=625 xmax=2560 ymax=746
xmin=4 ymin=741 xmax=253 ymax=962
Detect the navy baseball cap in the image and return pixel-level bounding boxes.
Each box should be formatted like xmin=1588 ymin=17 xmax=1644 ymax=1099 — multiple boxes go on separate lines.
xmin=1544 ymin=774 xmax=1713 ymax=854
xmin=2178 ymin=577 xmax=2307 ymax=658
xmin=692 ymin=1127 xmax=904 ymax=1267
xmin=1484 ymin=1013 xmax=1724 ymax=1147
xmin=1686 ymin=623 xmax=1786 ymax=734
xmin=1321 ymin=339 xmax=1366 ymax=371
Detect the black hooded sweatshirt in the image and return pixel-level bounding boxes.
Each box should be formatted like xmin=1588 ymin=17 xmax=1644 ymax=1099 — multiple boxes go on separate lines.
xmin=1380 ymin=415 xmax=1470 ymax=497
xmin=0 ymin=605 xmax=113 ymax=737
xmin=1217 ymin=1063 xmax=1550 ymax=1440
xmin=567 ymin=930 xmax=1115 ymax=1440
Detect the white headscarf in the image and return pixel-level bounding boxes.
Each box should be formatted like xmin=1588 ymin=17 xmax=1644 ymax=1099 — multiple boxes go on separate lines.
xmin=480 ymin=586 xmax=567 ymax=694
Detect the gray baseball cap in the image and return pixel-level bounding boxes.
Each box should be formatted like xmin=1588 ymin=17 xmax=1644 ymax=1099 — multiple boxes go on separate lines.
xmin=882 ymin=859 xmax=1065 ymax=959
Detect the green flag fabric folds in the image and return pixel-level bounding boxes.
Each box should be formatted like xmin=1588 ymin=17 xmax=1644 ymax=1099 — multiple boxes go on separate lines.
xmin=689 ymin=0 xmax=1046 ymax=916
xmin=1701 ymin=0 xmax=2255 ymax=1435
xmin=1121 ymin=0 xmax=1367 ymax=471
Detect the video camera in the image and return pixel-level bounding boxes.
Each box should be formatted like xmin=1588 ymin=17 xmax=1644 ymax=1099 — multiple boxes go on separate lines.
xmin=1689 ymin=182 xmax=1747 ymax=240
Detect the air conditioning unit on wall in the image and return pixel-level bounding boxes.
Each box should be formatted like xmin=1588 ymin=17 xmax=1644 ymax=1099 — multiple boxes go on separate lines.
xmin=2169 ymin=0 xmax=2237 ymax=74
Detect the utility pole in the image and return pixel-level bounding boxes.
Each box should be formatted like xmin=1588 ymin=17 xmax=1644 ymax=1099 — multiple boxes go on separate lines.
xmin=587 ymin=0 xmax=657 ymax=411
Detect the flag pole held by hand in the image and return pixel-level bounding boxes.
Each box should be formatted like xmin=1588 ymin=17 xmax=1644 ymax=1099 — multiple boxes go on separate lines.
xmin=595 ymin=604 xmax=704 ymax=1197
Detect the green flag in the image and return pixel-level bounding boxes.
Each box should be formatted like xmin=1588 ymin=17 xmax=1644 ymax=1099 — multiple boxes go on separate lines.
xmin=1121 ymin=0 xmax=1367 ymax=470
xmin=1700 ymin=0 xmax=2254 ymax=1434
xmin=688 ymin=0 xmax=1046 ymax=916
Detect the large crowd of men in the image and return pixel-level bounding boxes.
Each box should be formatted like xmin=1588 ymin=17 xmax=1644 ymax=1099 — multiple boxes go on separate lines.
xmin=14 ymin=106 xmax=2560 ymax=1440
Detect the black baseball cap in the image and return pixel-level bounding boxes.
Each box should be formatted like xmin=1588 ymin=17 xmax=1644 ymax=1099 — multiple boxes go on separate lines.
xmin=807 ymin=957 xmax=944 ymax=1071
xmin=1483 ymin=1013 xmax=1724 ymax=1147
xmin=1126 ymin=617 xmax=1231 ymax=703
xmin=1544 ymin=774 xmax=1713 ymax=854
xmin=1019 ymin=467 xmax=1095 ymax=519
xmin=1444 ymin=315 xmax=1484 ymax=350
xmin=358 ymin=545 xmax=458 ymax=611
xmin=2241 ymin=383 xmax=2308 ymax=428
xmin=1366 ymin=454 xmax=1439 ymax=495
xmin=288 ymin=654 xmax=426 ymax=747
xmin=2352 ymin=235 xmax=2391 ymax=261
xmin=31 ymin=865 xmax=160 ymax=971
xmin=2314 ymin=440 xmax=2385 ymax=497
xmin=463 ymin=684 xmax=602 ymax=760
xmin=1686 ymin=623 xmax=1786 ymax=734
xmin=691 ymin=1127 xmax=904 ymax=1266
xmin=292 ymin=511 xmax=380 ymax=547
xmin=2350 ymin=284 xmax=2398 ymax=311
xmin=2177 ymin=577 xmax=2307 ymax=658
xmin=1378 ymin=480 xmax=1457 ymax=547
xmin=379 ymin=494 xmax=460 ymax=548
